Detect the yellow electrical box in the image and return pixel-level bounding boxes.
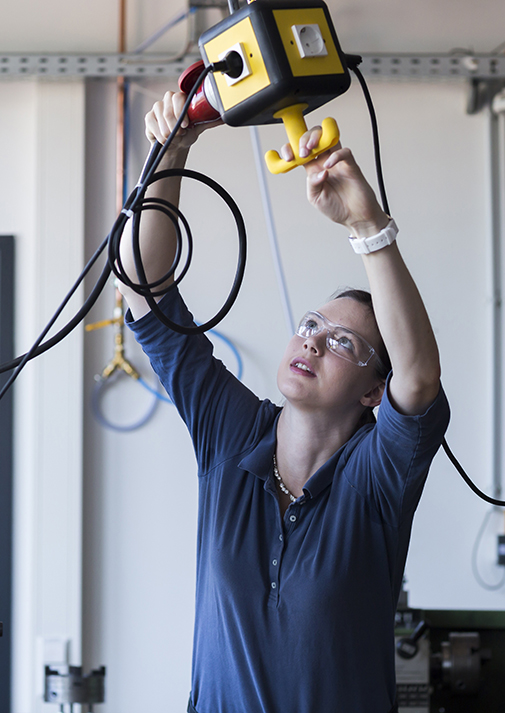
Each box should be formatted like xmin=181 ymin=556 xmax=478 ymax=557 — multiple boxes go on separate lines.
xmin=199 ymin=0 xmax=350 ymax=128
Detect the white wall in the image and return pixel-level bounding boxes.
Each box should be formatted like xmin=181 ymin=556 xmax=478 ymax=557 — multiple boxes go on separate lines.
xmin=1 ymin=0 xmax=505 ymax=711
xmin=0 ymin=78 xmax=85 ymax=713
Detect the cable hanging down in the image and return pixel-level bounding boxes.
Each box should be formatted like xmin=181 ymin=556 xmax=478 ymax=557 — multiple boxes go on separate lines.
xmin=0 ymin=56 xmax=246 ymax=399
xmin=347 ymin=54 xmax=505 ymax=509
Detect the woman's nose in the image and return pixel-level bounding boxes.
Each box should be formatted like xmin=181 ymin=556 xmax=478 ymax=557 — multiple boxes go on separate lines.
xmin=303 ymin=332 xmax=325 ymax=354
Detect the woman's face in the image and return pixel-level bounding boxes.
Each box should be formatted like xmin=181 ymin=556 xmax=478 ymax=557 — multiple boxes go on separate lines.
xmin=277 ymin=297 xmax=384 ymax=416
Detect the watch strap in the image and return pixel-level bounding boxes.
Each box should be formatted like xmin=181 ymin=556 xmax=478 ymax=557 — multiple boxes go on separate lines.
xmin=349 ymin=218 xmax=398 ymax=254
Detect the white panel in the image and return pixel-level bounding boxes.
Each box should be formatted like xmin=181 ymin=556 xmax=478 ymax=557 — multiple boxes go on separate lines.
xmin=0 ymin=79 xmax=38 ymax=713
xmin=8 ymin=79 xmax=85 ymax=713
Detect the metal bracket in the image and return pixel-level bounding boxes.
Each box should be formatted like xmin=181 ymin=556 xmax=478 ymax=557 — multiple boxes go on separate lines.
xmin=358 ymin=53 xmax=505 ymax=80
xmin=44 ymin=665 xmax=105 ymax=711
xmin=1 ymin=52 xmax=505 ymax=79
xmin=0 ymin=53 xmax=200 ymax=78
xmin=189 ymin=0 xmax=229 ymax=7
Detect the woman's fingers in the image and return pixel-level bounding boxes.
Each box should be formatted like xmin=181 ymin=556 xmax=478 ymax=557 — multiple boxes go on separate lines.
xmin=279 ymin=128 xmax=342 ymax=165
xmin=299 ymin=125 xmax=322 ymax=157
xmin=145 ymin=90 xmax=191 ymax=144
xmin=171 ymin=91 xmax=189 ymax=129
xmin=280 ymin=142 xmax=295 ymax=162
xmin=322 ymin=145 xmax=352 ymax=170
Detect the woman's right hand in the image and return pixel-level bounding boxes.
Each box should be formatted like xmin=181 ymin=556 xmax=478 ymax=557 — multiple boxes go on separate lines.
xmin=145 ymin=90 xmax=222 ymax=153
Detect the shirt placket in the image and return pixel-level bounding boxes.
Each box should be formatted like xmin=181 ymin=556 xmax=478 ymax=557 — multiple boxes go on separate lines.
xmin=267 ymin=501 xmax=303 ymax=607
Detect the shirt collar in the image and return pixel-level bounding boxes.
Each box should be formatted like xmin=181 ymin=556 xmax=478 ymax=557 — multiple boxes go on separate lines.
xmin=238 ymin=413 xmax=280 ymax=481
xmin=238 ymin=411 xmax=363 ymax=500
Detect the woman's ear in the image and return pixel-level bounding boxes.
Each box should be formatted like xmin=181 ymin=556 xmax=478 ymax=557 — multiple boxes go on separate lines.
xmin=360 ymin=380 xmax=385 ymax=409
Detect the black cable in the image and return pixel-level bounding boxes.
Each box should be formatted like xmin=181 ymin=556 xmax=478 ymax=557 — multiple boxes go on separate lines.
xmin=443 ymin=438 xmax=505 ymax=507
xmin=346 ymin=55 xmax=391 ymax=216
xmin=108 ymin=58 xmax=247 ymax=334
xmin=0 ymin=115 xmax=170 ymax=383
xmin=348 ymin=53 xmax=505 ymax=509
xmin=111 ymin=195 xmax=194 ymax=295
xmin=0 ymin=245 xmax=111 ymax=399
xmin=0 ymin=57 xmax=246 ymax=393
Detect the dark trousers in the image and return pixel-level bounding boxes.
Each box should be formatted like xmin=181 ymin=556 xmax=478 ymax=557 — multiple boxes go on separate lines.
xmin=188 ymin=696 xmax=399 ymax=712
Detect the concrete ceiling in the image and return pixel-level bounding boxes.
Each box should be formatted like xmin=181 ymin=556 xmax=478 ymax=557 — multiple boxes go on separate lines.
xmin=0 ymin=0 xmax=503 ymax=56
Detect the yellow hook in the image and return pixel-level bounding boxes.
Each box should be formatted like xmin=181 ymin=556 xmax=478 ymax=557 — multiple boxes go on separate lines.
xmin=265 ymin=103 xmax=340 ymax=175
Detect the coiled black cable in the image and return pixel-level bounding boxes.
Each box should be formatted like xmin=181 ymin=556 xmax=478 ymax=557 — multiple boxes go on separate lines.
xmin=0 ymin=57 xmax=246 ymax=396
xmin=110 ymin=167 xmax=246 ymax=335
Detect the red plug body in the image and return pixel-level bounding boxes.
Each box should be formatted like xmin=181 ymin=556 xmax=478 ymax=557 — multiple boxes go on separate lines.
xmin=178 ymin=61 xmax=222 ymax=125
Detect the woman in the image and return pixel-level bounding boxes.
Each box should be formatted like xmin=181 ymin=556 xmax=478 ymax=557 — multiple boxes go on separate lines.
xmin=120 ymin=91 xmax=450 ymax=713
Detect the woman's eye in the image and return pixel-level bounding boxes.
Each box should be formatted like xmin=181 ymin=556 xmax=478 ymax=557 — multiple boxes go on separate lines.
xmin=330 ymin=335 xmax=355 ymax=353
xmin=338 ymin=337 xmax=354 ymax=351
xmin=299 ymin=318 xmax=319 ymax=335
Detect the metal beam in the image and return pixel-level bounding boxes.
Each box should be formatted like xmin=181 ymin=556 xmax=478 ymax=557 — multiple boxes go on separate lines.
xmin=0 ymin=53 xmax=199 ymax=79
xmin=1 ymin=52 xmax=505 ymax=79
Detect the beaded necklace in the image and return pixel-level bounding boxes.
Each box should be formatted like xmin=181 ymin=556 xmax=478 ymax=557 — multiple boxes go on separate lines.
xmin=272 ymin=454 xmax=297 ymax=503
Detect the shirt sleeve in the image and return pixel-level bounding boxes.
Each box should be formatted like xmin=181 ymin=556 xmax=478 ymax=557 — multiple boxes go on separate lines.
xmin=344 ymin=376 xmax=451 ymax=527
xmin=126 ymin=289 xmax=267 ymax=475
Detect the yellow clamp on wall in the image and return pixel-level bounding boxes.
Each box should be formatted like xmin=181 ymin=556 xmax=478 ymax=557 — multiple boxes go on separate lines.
xmin=264 ymin=103 xmax=340 ymax=174
xmin=85 ymin=290 xmax=140 ymax=382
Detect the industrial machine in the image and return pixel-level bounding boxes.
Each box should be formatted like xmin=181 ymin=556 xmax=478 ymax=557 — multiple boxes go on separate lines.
xmin=395 ymin=587 xmax=505 ymax=712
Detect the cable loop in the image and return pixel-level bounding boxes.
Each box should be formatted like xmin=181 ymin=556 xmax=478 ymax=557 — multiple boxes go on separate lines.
xmin=108 ymin=167 xmax=247 ymax=335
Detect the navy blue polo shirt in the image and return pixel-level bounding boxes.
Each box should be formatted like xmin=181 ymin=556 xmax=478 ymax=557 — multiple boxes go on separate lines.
xmin=128 ymin=290 xmax=450 ymax=713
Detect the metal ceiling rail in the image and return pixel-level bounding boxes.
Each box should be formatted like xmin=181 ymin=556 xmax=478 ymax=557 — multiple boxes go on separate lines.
xmin=0 ymin=52 xmax=504 ymax=79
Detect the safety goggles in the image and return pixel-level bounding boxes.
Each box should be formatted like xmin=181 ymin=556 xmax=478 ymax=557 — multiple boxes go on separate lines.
xmin=296 ymin=310 xmax=384 ymax=369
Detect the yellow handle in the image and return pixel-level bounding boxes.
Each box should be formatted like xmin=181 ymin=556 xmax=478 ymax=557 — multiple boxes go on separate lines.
xmin=264 ymin=104 xmax=340 ymax=175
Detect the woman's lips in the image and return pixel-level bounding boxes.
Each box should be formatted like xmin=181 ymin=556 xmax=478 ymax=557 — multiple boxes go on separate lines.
xmin=290 ymin=359 xmax=316 ymax=377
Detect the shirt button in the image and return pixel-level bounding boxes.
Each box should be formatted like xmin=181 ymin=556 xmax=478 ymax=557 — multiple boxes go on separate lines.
xmin=272 ymin=559 xmax=278 ymax=566
xmin=279 ymin=534 xmax=283 ymax=541
xmin=271 ymin=582 xmax=277 ymax=589
xmin=289 ymin=515 xmax=297 ymax=522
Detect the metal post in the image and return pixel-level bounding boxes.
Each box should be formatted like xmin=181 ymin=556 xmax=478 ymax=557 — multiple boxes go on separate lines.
xmin=489 ymin=105 xmax=505 ymax=502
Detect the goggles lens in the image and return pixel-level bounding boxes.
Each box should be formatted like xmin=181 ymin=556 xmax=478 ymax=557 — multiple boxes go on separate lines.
xmin=296 ymin=311 xmax=379 ymax=368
